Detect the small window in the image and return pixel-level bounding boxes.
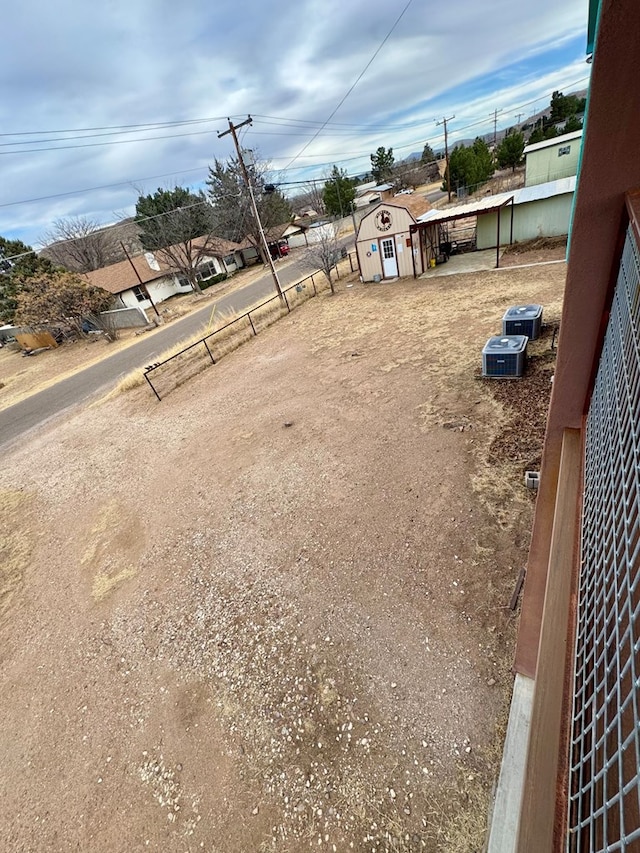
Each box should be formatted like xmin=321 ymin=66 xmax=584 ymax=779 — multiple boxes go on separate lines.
xmin=558 ymin=145 xmax=571 ymax=156
xmin=223 ymin=255 xmax=235 ymax=267
xmin=197 ymin=261 xmax=217 ymax=280
xmin=132 ymin=285 xmax=147 ymax=302
xmin=178 ymin=276 xmax=191 ymax=288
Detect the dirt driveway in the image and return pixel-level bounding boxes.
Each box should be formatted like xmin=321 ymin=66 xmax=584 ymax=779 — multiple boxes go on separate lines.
xmin=0 ymin=262 xmax=565 ymax=852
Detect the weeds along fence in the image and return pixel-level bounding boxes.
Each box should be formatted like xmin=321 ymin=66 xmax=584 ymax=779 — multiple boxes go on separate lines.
xmin=143 ymin=257 xmax=355 ymax=401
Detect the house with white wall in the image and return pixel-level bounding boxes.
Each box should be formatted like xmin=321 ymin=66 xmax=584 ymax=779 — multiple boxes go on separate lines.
xmin=84 ymin=238 xmax=245 ymax=311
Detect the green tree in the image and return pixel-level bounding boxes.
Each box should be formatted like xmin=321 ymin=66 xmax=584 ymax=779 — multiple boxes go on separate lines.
xmin=206 ymin=158 xmax=291 ymax=261
xmin=444 ymin=138 xmax=494 ymax=195
xmin=550 ymin=90 xmax=585 ymax=124
xmin=0 ymin=236 xmax=55 ymax=324
xmin=322 ymin=166 xmax=356 ymax=218
xmin=135 ymin=186 xmax=214 ymax=251
xmin=496 ymin=130 xmax=525 ymax=172
xmin=421 ymin=142 xmax=436 ymax=163
xmin=14 ymin=270 xmax=113 ymax=337
xmin=472 ymin=137 xmax=494 ymax=182
xmin=564 ymin=114 xmax=583 ymax=133
xmin=134 ymin=186 xmax=217 ymax=292
xmin=370 ymin=147 xmax=395 ymax=183
xmin=528 ymin=126 xmax=545 ymax=145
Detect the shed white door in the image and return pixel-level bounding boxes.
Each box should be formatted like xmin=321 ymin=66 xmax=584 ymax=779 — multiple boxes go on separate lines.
xmin=380 ymin=237 xmax=398 ymax=277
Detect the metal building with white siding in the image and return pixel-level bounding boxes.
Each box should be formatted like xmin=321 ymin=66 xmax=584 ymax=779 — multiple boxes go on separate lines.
xmin=476 ymin=176 xmax=576 ymax=249
xmin=523 ymin=129 xmax=582 ymax=187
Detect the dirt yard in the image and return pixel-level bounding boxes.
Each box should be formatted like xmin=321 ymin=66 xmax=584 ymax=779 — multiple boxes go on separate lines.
xmin=0 ymin=261 xmax=565 ymax=852
xmin=499 ymin=236 xmax=568 ymax=267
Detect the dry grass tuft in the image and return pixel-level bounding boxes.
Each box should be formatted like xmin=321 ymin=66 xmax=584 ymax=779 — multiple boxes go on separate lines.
xmin=92 ymin=565 xmax=137 ymax=601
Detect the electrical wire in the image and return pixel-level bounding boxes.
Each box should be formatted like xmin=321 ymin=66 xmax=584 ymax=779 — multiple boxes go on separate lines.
xmin=0 ymin=76 xmax=590 ymax=210
xmin=281 ymin=0 xmax=414 ymax=172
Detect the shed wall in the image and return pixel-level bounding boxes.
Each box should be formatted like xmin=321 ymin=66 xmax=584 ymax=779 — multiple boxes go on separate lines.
xmin=357 ymin=206 xmax=414 ymax=242
xmin=525 ymin=142 xmax=581 ymax=186
xmin=357 ymin=231 xmax=415 ymax=280
xmin=476 ymin=194 xmax=574 ymax=249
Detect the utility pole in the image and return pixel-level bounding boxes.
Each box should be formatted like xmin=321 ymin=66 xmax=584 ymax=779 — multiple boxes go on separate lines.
xmin=492 ymin=108 xmax=503 ymax=144
xmin=436 ymin=115 xmax=455 ymax=203
xmin=218 ymin=116 xmax=284 ymax=303
xmin=514 ymin=112 xmax=524 ymax=126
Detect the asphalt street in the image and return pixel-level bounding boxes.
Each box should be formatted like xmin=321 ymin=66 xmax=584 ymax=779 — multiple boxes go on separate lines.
xmin=0 ymin=241 xmax=353 ymax=449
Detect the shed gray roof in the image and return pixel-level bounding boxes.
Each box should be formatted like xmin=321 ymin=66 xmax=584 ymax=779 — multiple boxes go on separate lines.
xmin=416 ymin=175 xmax=576 ymax=225
xmin=523 ymin=129 xmax=583 ymax=155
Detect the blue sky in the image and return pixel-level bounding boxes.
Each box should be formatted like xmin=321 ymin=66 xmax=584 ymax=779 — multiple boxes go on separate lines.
xmin=0 ymin=0 xmax=589 ymax=248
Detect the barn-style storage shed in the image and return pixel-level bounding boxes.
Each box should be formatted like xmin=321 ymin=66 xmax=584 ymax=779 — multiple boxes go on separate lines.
xmin=355 ymin=197 xmax=431 ymax=281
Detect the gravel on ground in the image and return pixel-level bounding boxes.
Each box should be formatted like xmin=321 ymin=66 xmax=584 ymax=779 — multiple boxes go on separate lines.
xmin=0 ymin=259 xmax=565 ymax=852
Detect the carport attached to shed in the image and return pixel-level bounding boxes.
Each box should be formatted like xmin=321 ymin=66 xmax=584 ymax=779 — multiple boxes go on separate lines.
xmin=411 ymin=195 xmax=515 ymax=275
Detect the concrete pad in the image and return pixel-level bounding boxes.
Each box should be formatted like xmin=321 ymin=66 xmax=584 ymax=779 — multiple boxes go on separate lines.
xmin=486 ymin=673 xmax=535 ymax=853
xmin=419 ymin=249 xmax=504 ymax=278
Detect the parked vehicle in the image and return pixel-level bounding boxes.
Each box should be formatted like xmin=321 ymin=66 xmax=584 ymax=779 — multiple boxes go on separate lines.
xmin=268 ymin=239 xmax=290 ymax=260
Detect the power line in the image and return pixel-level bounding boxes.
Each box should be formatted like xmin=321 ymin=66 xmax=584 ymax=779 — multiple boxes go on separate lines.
xmin=0 ymin=167 xmax=210 ymax=209
xmin=281 ymin=0 xmax=414 ymax=172
xmin=0 ymin=75 xmax=590 ymax=210
xmin=0 ymin=127 xmax=225 ymax=156
xmin=0 ymin=115 xmax=235 ymax=138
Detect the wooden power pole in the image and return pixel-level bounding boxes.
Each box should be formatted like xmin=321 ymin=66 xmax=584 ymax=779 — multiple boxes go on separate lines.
xmin=218 ymin=116 xmax=284 ymax=303
xmin=436 ymin=115 xmax=455 ymax=202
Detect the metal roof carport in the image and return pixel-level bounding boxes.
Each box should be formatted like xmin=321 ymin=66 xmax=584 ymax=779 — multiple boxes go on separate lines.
xmin=409 ymin=194 xmax=515 ymax=276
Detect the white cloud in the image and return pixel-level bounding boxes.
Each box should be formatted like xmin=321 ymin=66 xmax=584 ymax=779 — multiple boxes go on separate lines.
xmin=0 ymin=0 xmax=588 ymax=245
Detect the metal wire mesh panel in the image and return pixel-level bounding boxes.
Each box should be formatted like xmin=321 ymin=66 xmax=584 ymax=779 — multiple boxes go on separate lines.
xmin=567 ymin=225 xmax=640 ymax=851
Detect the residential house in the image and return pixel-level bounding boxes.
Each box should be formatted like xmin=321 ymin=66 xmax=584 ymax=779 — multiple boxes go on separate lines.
xmin=84 ymin=237 xmax=245 ymax=311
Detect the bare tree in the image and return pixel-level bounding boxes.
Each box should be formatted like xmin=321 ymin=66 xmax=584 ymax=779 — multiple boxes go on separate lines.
xmin=42 ymin=217 xmax=120 ymax=272
xmin=291 ymin=182 xmax=326 ymax=217
xmin=304 ymin=224 xmax=341 ymax=295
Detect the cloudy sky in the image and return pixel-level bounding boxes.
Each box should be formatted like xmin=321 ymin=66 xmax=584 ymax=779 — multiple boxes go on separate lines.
xmin=1 ymin=0 xmax=589 ymax=248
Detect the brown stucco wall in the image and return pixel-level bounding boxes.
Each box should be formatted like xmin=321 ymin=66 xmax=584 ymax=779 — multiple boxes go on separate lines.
xmin=514 ymin=0 xmax=640 ymax=679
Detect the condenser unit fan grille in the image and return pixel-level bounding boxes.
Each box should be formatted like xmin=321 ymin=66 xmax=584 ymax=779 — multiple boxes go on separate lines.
xmin=482 ymin=335 xmax=528 ymax=377
xmin=502 ymin=304 xmax=543 ymax=340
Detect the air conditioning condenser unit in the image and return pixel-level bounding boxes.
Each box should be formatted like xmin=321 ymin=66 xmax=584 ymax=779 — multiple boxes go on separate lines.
xmin=482 ymin=335 xmax=528 ymax=377
xmin=502 ymin=304 xmax=543 ymax=340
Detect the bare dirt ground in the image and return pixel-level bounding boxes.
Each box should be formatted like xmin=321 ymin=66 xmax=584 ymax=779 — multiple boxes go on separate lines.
xmin=0 ymin=261 xmax=565 ymax=852
xmin=500 ymin=236 xmax=568 ymax=267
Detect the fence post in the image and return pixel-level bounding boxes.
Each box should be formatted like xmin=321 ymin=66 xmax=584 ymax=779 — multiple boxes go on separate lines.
xmin=203 ymin=339 xmax=216 ymax=364
xmin=248 ymin=313 xmax=257 ymax=336
xmin=283 ymin=290 xmax=290 ymax=312
xmin=311 ymin=274 xmax=317 ymax=295
xmin=144 ymin=372 xmax=162 ymax=402
xmin=349 ymin=253 xmax=354 ymax=272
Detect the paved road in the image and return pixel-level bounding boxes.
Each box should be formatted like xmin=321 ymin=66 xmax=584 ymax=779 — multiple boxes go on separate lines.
xmin=0 ymin=243 xmax=353 ymax=450
xmin=426 ymin=188 xmax=447 ymax=204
